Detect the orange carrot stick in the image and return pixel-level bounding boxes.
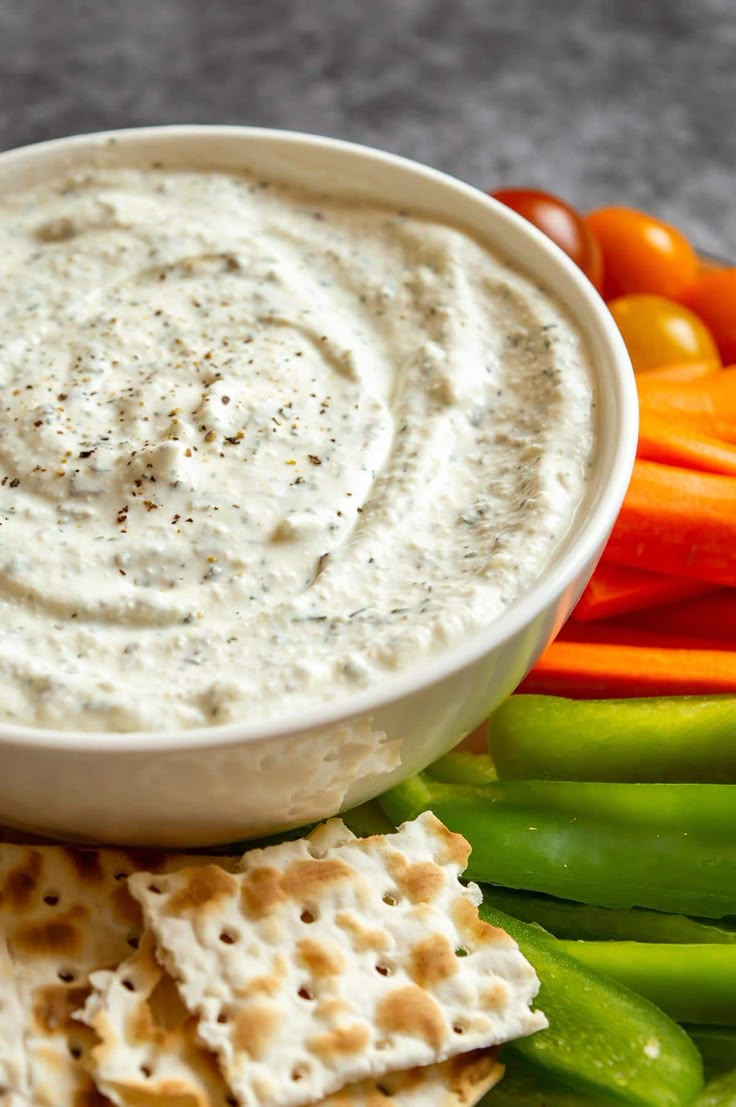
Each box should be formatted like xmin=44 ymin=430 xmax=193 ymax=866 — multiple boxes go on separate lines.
xmin=572 ymin=562 xmax=714 ymax=622
xmin=603 ymin=459 xmax=736 ymax=587
xmin=637 ymin=367 xmax=736 ymax=443
xmin=637 ymin=408 xmax=736 ymax=475
xmin=520 ymin=640 xmax=736 ymax=698
xmin=637 ymin=359 xmax=722 ymax=383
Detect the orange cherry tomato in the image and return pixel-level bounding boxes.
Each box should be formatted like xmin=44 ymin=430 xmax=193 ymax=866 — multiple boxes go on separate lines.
xmin=585 ymin=206 xmax=699 ymax=301
xmin=682 ymin=268 xmax=736 ymax=364
xmin=491 ymin=188 xmax=603 ymax=291
xmin=608 ymin=294 xmax=721 ymax=374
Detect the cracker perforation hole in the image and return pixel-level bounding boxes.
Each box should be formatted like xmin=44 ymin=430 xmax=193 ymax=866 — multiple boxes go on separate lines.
xmin=453 ymin=1020 xmax=469 ymax=1035
xmin=219 ymin=929 xmax=238 ymax=945
xmin=382 ymin=892 xmax=398 ymax=906
xmin=300 ymin=908 xmax=317 ymax=924
xmin=127 ymin=935 xmax=140 ymax=949
xmin=122 ymin=978 xmax=136 ymax=992
xmin=291 ymin=1065 xmax=309 ymax=1083
xmin=147 ymin=883 xmax=163 ymax=895
xmin=140 ymin=1064 xmax=153 ymax=1078
xmin=375 ymin=963 xmax=392 ymax=977
xmin=113 ymin=871 xmax=129 ymax=882
xmin=57 ymin=969 xmax=76 ymax=983
xmin=376 ymin=1085 xmax=393 ymax=1098
xmin=217 ymin=1011 xmax=230 ymax=1025
xmin=297 ymin=986 xmax=314 ymax=1001
xmin=67 ymin=1042 xmax=82 ymax=1060
xmin=43 ymin=892 xmax=59 ymax=906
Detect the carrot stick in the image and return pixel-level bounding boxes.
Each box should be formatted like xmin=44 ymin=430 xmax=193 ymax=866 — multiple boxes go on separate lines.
xmin=572 ymin=562 xmax=714 ymax=622
xmin=637 ymin=367 xmax=736 ymax=443
xmin=637 ymin=408 xmax=736 ymax=475
xmin=616 ymin=589 xmax=736 ymax=644
xmin=603 ymin=459 xmax=736 ymax=587
xmin=637 ymin=359 xmax=721 ymax=383
xmin=520 ymin=640 xmax=736 ymax=698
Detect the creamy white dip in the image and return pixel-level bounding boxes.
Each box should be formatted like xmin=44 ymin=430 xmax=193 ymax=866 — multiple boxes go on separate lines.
xmin=0 ymin=167 xmax=593 ymax=731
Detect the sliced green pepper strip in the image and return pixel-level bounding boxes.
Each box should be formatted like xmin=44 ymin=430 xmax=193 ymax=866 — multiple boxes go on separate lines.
xmin=340 ymin=800 xmax=395 ymax=837
xmin=426 ymin=750 xmax=498 ymax=785
xmin=558 ymin=942 xmax=736 ymax=1026
xmin=684 ymin=1026 xmax=736 ymax=1081
xmin=477 ymin=903 xmax=703 ymax=1107
xmin=696 ymin=1066 xmax=736 ymax=1106
xmin=379 ymin=773 xmax=736 ymax=916
xmin=489 ymin=693 xmax=736 ymax=783
xmin=483 ymin=886 xmax=736 ymax=944
xmin=483 ymin=1053 xmax=623 ymax=1105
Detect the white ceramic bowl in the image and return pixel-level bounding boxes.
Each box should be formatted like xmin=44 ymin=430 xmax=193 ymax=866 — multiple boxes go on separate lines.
xmin=0 ymin=126 xmax=637 ymax=846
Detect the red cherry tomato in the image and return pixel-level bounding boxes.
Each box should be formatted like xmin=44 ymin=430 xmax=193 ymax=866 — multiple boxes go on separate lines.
xmin=682 ymin=268 xmax=736 ymax=364
xmin=491 ymin=188 xmax=603 ymax=291
xmin=585 ymin=206 xmax=699 ymax=301
xmin=607 ymin=294 xmax=721 ymax=375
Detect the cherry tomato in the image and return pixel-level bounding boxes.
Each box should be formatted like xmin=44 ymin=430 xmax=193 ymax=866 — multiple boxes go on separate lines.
xmin=682 ymin=268 xmax=736 ymax=364
xmin=585 ymin=206 xmax=699 ymax=301
xmin=491 ymin=188 xmax=603 ymax=290
xmin=608 ymin=294 xmax=721 ymax=374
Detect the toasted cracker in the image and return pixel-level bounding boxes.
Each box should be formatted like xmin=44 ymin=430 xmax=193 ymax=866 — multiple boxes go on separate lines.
xmin=129 ymin=812 xmax=545 ymax=1107
xmin=0 ymin=843 xmax=236 ymax=1106
xmin=80 ymin=933 xmax=503 ymax=1107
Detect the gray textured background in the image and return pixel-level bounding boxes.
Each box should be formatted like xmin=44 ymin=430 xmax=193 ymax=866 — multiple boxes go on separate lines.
xmin=1 ymin=0 xmax=734 ymax=254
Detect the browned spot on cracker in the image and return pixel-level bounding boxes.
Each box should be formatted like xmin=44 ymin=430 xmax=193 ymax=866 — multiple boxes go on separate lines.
xmin=235 ymin=974 xmax=282 ymax=1000
xmin=314 ymin=996 xmax=349 ymax=1021
xmin=63 ymin=847 xmax=104 ymax=884
xmin=166 ymin=865 xmax=237 ymax=915
xmin=73 ymin=1088 xmax=113 ymax=1107
xmin=297 ymin=938 xmax=345 ymax=979
xmin=408 ymin=933 xmax=459 ymax=989
xmin=377 ymin=985 xmax=447 ymax=1051
xmin=32 ymin=983 xmax=90 ymax=1032
xmin=481 ymin=978 xmax=509 ymax=1010
xmin=282 ymin=857 xmax=353 ymax=901
xmin=240 ymin=866 xmax=284 ymax=918
xmin=12 ymin=908 xmax=85 ymax=957
xmin=387 ymin=853 xmax=445 ymax=904
xmin=110 ymin=882 xmax=143 ymax=931
xmin=1 ymin=849 xmax=43 ymax=910
xmin=452 ymin=895 xmax=512 ymax=948
xmin=335 ymin=910 xmax=392 ymax=953
xmin=421 ymin=814 xmax=471 ymax=869
xmin=308 ymin=1022 xmax=371 ymax=1060
xmin=232 ymin=1003 xmax=282 ymax=1061
xmin=241 ymin=858 xmax=353 ymax=919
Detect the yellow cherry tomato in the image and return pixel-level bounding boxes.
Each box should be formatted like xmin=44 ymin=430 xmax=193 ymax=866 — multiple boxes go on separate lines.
xmin=607 ymin=294 xmax=721 ymax=374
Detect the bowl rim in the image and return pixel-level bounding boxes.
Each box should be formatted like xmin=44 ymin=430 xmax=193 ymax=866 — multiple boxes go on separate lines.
xmin=0 ymin=123 xmax=638 ymax=753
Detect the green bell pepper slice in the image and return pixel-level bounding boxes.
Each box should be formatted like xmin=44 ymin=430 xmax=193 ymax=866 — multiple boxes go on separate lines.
xmin=489 ymin=693 xmax=736 ymax=783
xmin=477 ymin=903 xmax=702 ymax=1106
xmin=558 ymin=942 xmax=736 ymax=1026
xmin=696 ymin=1066 xmax=736 ymax=1106
xmin=426 ymin=749 xmax=498 ymax=785
xmin=481 ymin=886 xmax=736 ymax=944
xmin=685 ymin=1026 xmax=736 ymax=1081
xmin=379 ymin=773 xmax=736 ymax=916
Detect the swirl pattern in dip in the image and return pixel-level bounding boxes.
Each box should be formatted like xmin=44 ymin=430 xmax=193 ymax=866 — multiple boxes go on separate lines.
xmin=0 ymin=168 xmax=593 ymax=731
